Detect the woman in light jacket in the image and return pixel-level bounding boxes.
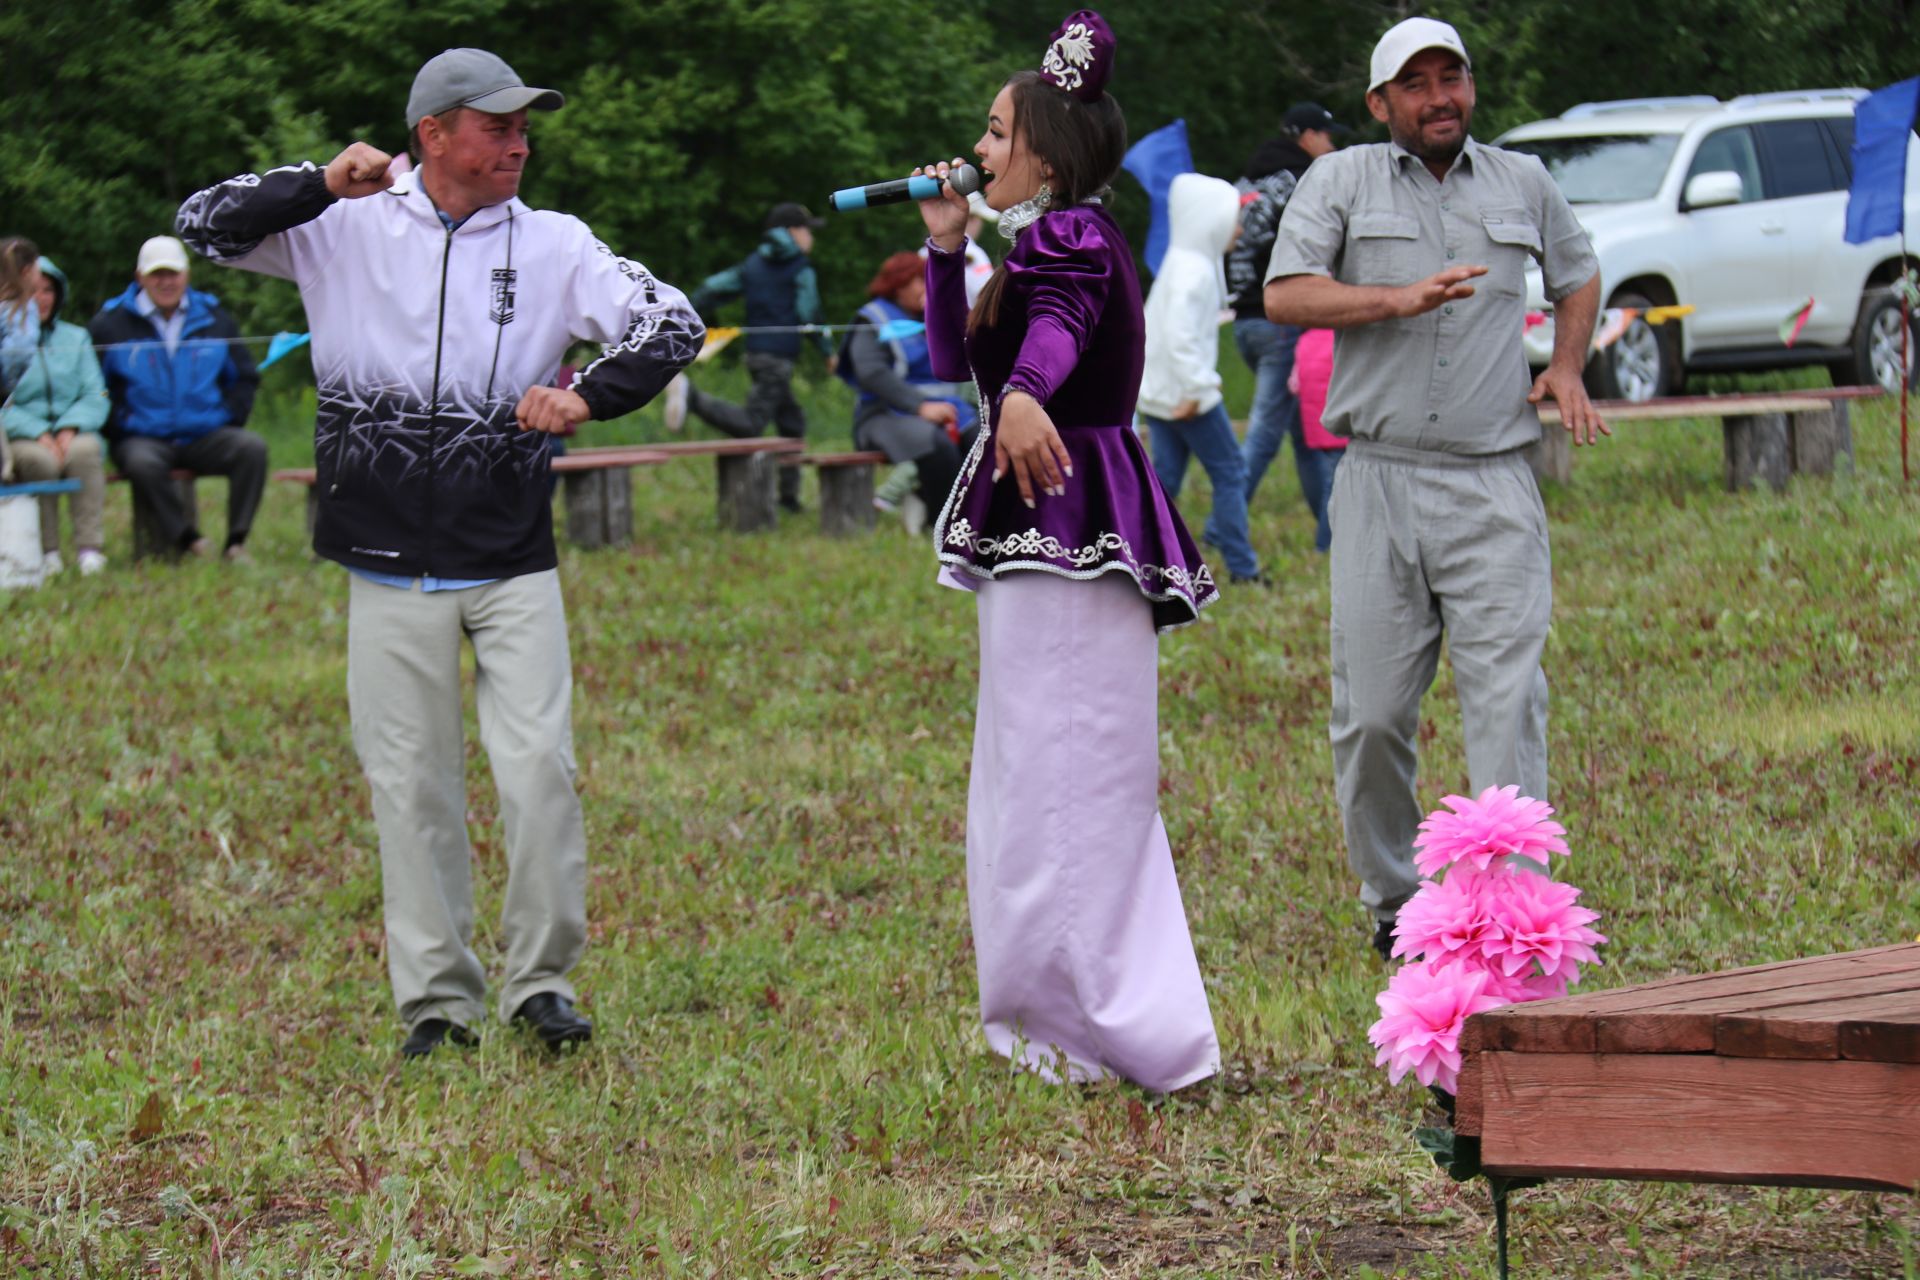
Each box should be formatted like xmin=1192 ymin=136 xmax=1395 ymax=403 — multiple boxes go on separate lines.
xmin=2 ymin=257 xmax=111 ymax=574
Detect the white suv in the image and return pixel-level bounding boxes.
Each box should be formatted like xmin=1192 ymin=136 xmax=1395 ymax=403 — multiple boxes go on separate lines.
xmin=1497 ymin=91 xmax=1919 ymax=401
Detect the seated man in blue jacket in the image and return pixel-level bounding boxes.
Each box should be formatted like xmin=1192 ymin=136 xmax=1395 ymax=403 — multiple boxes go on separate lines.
xmin=89 ymin=235 xmax=265 ymax=561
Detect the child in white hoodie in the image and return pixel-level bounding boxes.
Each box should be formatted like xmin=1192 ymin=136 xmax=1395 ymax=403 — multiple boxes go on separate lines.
xmin=1139 ymin=173 xmax=1263 ymax=584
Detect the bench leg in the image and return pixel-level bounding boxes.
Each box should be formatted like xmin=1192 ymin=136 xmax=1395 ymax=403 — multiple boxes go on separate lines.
xmin=1527 ymin=425 xmax=1571 ymax=487
xmin=130 ymin=476 xmax=199 ymax=561
xmin=818 ymin=465 xmax=877 ymax=537
xmin=563 ymin=469 xmax=633 ymax=549
xmin=1789 ymin=404 xmax=1853 ymax=478
xmin=716 ymin=454 xmax=777 ymax=533
xmin=1722 ymin=413 xmax=1791 ymax=493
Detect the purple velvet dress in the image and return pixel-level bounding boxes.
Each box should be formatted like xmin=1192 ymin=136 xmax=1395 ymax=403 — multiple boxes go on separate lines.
xmin=925 ymin=205 xmax=1218 ymax=631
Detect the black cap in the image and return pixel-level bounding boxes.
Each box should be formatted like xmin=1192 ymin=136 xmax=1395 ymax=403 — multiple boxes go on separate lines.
xmin=765 ymin=201 xmax=826 ymax=231
xmin=1283 ymin=101 xmax=1352 ymax=136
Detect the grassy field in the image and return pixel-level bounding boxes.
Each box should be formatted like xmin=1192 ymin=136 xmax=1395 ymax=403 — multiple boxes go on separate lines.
xmin=3 ymin=354 xmax=1918 ymax=1277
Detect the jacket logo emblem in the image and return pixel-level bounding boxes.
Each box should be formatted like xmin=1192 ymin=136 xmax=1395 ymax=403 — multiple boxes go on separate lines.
xmin=490 ymin=268 xmax=517 ymax=326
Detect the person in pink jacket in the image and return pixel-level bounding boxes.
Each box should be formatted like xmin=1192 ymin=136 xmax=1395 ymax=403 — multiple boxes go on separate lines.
xmin=1287 ymin=326 xmax=1344 ymax=551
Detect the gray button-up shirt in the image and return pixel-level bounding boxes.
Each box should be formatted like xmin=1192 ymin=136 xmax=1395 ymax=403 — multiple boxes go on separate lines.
xmin=1266 ymin=137 xmax=1597 ymax=456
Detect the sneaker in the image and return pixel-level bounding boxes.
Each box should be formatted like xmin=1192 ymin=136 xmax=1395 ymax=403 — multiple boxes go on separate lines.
xmin=663 ymin=374 xmax=688 ymax=433
xmin=77 ymin=549 xmax=107 ymax=576
xmin=40 ymin=551 xmax=63 ymax=575
xmin=185 ymin=537 xmax=213 ymax=558
xmin=223 ymin=543 xmax=253 ymax=565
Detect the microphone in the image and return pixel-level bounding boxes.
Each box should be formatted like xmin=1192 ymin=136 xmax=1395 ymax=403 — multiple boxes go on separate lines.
xmin=829 ymin=164 xmax=982 ymax=212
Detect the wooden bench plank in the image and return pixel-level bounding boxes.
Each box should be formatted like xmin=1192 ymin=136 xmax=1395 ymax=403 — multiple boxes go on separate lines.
xmin=1535 ymin=395 xmax=1831 ymax=424
xmin=1462 ymin=945 xmax=1920 ymax=1055
xmin=1714 ymin=989 xmax=1920 ymax=1061
xmin=1472 ymin=1051 xmax=1920 ymax=1191
xmin=1594 ymin=967 xmax=1920 ymax=1055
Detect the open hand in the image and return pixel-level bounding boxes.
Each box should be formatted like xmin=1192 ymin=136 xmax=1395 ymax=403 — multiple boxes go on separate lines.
xmin=1529 ymin=365 xmax=1610 ymax=447
xmin=993 ymin=391 xmax=1073 ymax=509
xmin=914 ymin=157 xmax=972 ymax=252
xmin=1396 ymin=265 xmax=1487 ymax=318
xmin=325 ymin=143 xmax=396 ymax=199
xmin=515 ymin=386 xmax=591 ymax=434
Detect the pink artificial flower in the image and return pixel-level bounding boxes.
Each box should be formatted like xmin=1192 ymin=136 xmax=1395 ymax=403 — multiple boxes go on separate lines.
xmin=1391 ymin=867 xmax=1498 ymax=965
xmin=1367 ymin=960 xmax=1508 ymax=1094
xmin=1413 ymin=785 xmax=1569 ymax=877
xmin=1478 ymin=870 xmax=1606 ymax=983
xmin=1474 ymin=961 xmax=1575 ymax=1005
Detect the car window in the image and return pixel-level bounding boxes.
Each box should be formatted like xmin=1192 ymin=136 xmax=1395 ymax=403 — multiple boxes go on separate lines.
xmin=1686 ymin=126 xmax=1762 ymax=203
xmin=1501 ymin=134 xmax=1682 ymax=203
xmin=1757 ymin=119 xmax=1844 ymax=198
xmin=1819 ymin=117 xmax=1855 ymax=181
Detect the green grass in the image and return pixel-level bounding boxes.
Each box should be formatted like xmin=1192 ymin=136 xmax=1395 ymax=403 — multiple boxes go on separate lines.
xmin=3 ymin=356 xmax=1918 ymax=1277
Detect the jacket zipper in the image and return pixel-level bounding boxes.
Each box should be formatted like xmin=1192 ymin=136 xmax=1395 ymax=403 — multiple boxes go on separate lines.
xmin=425 ymin=223 xmax=453 ymax=576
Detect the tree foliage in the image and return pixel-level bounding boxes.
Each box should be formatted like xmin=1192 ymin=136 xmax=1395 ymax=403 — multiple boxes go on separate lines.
xmin=4 ymin=0 xmax=1917 ymax=332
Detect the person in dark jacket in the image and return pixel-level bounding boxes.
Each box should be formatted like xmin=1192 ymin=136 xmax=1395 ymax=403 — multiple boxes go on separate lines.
xmin=667 ymin=202 xmax=831 ymax=511
xmin=88 ymin=235 xmax=265 ymax=561
xmin=1228 ymin=103 xmax=1348 ymax=547
xmin=838 ymin=251 xmax=978 ymax=527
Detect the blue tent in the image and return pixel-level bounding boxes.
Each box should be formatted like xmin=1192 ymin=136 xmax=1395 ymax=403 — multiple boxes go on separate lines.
xmin=1845 ymin=77 xmax=1920 ymax=245
xmin=1122 ymin=119 xmax=1194 ymax=277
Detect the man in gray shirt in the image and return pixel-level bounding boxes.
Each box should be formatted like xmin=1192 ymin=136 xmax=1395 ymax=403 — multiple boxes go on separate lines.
xmin=1264 ymin=17 xmax=1606 ymax=960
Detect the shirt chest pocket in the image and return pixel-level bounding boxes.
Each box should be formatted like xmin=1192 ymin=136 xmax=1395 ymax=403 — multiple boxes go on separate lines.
xmin=1477 ymin=212 xmax=1542 ymax=298
xmin=1345 ymin=211 xmax=1422 ymax=284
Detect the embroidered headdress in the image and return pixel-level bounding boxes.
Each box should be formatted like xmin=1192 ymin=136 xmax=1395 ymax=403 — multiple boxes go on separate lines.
xmin=1039 ymin=10 xmax=1114 ymax=103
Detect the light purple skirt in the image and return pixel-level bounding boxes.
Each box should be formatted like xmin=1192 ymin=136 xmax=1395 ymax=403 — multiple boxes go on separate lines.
xmin=966 ymin=570 xmax=1220 ymax=1091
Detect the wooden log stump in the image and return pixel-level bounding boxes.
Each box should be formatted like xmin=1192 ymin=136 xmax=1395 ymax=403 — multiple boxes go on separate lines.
xmin=716 ymin=452 xmax=777 ymax=532
xmin=1789 ymin=403 xmax=1853 ymax=478
xmin=1527 ymin=425 xmax=1571 ymax=486
xmin=130 ymin=474 xmax=199 ymax=561
xmin=562 ymin=468 xmax=633 ymax=549
xmin=817 ymin=465 xmax=878 ymax=537
xmin=1722 ymin=412 xmax=1791 ymax=493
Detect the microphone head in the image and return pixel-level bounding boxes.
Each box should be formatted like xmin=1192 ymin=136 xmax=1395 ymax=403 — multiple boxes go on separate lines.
xmin=947 ymin=163 xmax=983 ymax=197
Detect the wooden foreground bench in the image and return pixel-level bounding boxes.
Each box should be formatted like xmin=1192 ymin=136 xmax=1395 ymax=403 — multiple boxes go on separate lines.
xmin=1530 ymin=387 xmax=1879 ymax=491
xmin=1456 ymin=942 xmax=1920 ymax=1191
xmin=273 ymin=437 xmax=805 ymax=549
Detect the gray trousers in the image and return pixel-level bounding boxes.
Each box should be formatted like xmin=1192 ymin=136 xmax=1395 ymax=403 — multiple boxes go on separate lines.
xmin=1328 ymin=443 xmax=1551 ymax=923
xmin=109 ymin=427 xmax=269 ymax=550
xmin=347 ymin=569 xmax=587 ymax=1030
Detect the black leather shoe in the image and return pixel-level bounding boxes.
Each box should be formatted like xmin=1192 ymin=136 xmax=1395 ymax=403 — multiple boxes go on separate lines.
xmin=512 ymin=992 xmax=593 ymax=1050
xmin=401 ymin=1018 xmax=479 ymax=1058
xmin=1372 ymin=918 xmax=1398 ymax=964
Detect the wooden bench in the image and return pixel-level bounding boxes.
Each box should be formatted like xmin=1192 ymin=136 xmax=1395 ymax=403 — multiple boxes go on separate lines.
xmin=107 ymin=468 xmax=210 ymax=561
xmin=1530 ymin=387 xmax=1880 ymax=491
xmin=780 ymin=450 xmax=888 ymax=537
xmin=273 ymin=437 xmax=805 ymax=549
xmin=1455 ymin=942 xmax=1920 ymax=1192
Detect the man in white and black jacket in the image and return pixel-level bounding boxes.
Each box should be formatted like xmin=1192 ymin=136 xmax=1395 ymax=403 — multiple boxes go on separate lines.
xmin=177 ymin=48 xmax=704 ymax=1059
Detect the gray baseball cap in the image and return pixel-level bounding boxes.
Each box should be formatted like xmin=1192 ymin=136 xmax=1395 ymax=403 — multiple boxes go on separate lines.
xmin=406 ymin=48 xmax=564 ymax=129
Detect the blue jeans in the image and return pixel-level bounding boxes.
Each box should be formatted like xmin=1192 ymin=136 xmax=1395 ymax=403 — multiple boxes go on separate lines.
xmin=1146 ymin=401 xmax=1259 ymax=579
xmin=1299 ymin=446 xmax=1343 ymax=553
xmin=1234 ymin=316 xmax=1306 ymax=502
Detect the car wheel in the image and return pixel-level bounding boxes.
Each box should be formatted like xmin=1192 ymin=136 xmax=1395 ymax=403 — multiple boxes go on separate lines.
xmin=1584 ymin=291 xmax=1677 ymax=403
xmin=1839 ymin=288 xmax=1918 ymax=392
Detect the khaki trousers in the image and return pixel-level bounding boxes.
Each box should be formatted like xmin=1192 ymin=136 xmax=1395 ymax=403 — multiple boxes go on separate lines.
xmin=9 ymin=434 xmax=105 ymax=553
xmin=1328 ymin=443 xmax=1552 ymax=924
xmin=347 ymin=569 xmax=587 ymax=1030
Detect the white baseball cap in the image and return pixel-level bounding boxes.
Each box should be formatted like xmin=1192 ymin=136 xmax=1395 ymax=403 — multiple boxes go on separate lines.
xmin=1369 ymin=17 xmax=1472 ymax=93
xmin=136 ymin=235 xmax=189 ymax=276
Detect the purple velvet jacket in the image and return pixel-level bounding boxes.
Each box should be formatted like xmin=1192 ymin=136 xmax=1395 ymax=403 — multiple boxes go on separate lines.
xmin=926 ymin=204 xmax=1217 ymax=631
